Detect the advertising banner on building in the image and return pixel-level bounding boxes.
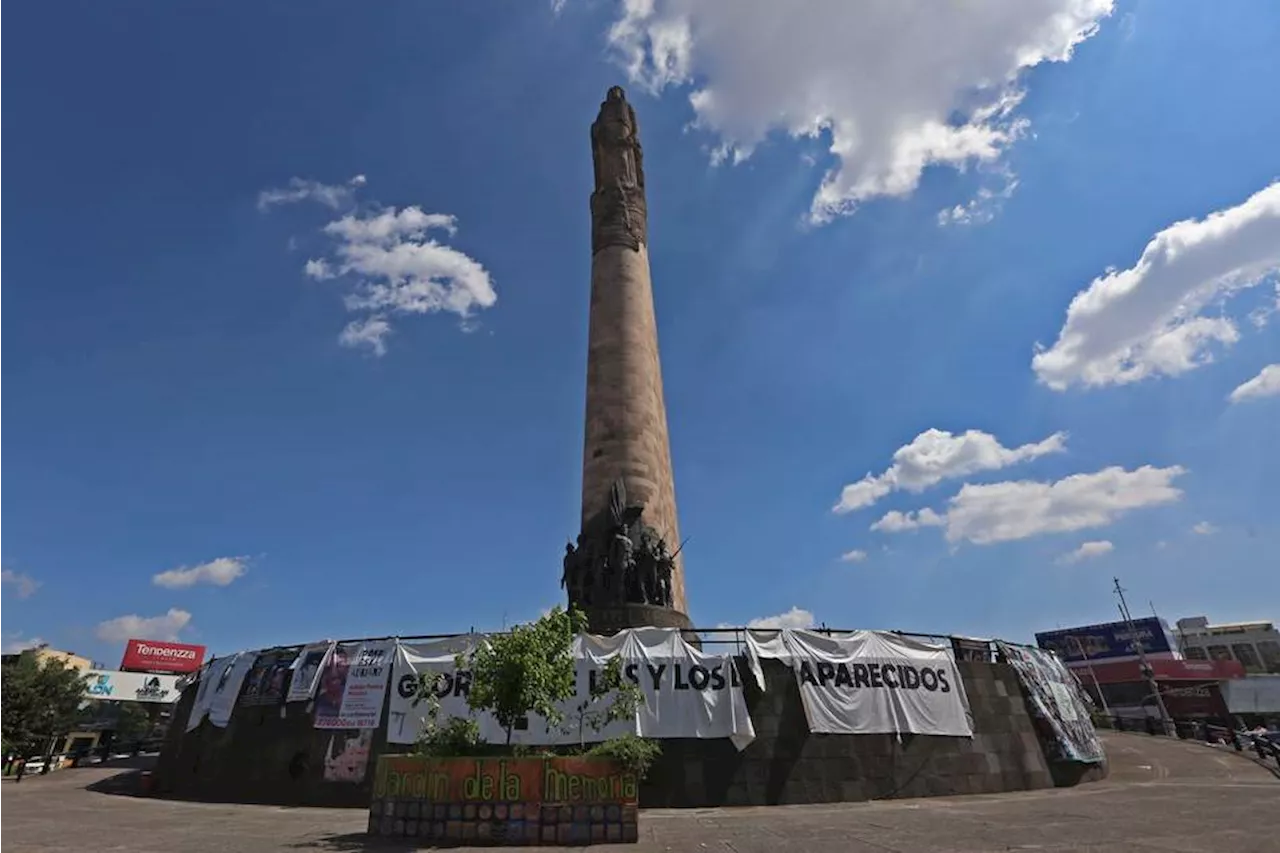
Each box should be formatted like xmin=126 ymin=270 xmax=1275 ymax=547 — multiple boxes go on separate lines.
xmin=83 ymin=670 xmax=181 ymax=704
xmin=996 ymin=641 xmax=1104 ymax=763
xmin=313 ymin=640 xmax=395 ymax=730
xmin=240 ymin=648 xmax=299 ymax=707
xmin=1034 ymin=618 xmax=1175 ymax=663
xmin=386 ymin=629 xmax=755 ymax=750
xmin=744 ymin=629 xmax=973 ymax=738
xmin=287 ymin=641 xmax=335 ymax=703
xmin=120 ymin=638 xmax=206 ymax=674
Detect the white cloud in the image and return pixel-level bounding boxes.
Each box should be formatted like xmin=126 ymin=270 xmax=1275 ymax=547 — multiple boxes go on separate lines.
xmin=152 ymin=556 xmax=248 ymax=589
xmin=257 ymin=175 xmax=367 ymax=211
xmin=599 ymin=0 xmax=1112 ymax=222
xmin=1 ymin=634 xmax=47 ymax=654
xmin=870 ymin=508 xmax=947 ymax=533
xmin=1057 ymin=540 xmax=1114 ymax=564
xmin=834 ymin=428 xmax=1066 ymax=514
xmin=746 ymin=607 xmax=816 ymax=630
xmin=839 ymin=549 xmax=867 ymax=564
xmin=1228 ymin=364 xmax=1280 ymax=403
xmin=1191 ymin=521 xmax=1218 ymax=536
xmin=874 ymin=465 xmax=1185 ymax=545
xmin=95 ymin=608 xmax=193 ymax=643
xmin=1033 ymin=182 xmax=1280 ymax=390
xmin=338 ymin=316 xmax=393 ymax=357
xmin=309 ymin=203 xmax=497 ymax=354
xmin=938 ymin=173 xmax=1020 ymax=227
xmin=260 ymin=175 xmax=498 ymax=355
xmin=2 ymin=569 xmax=40 ymax=599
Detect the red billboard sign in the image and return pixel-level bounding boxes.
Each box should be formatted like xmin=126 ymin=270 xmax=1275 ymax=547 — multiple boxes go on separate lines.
xmin=120 ymin=639 xmax=206 ymax=674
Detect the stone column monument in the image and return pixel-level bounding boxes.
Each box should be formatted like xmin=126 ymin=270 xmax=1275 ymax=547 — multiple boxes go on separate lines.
xmin=561 ymin=87 xmax=693 ymax=634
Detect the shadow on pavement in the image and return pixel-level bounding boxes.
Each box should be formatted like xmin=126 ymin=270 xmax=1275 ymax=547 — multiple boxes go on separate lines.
xmin=287 ymin=832 xmax=420 ymax=852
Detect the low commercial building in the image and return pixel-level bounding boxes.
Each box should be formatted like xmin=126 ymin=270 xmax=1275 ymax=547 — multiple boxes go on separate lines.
xmin=0 ymin=644 xmax=93 ymax=672
xmin=1174 ymin=616 xmax=1280 ymax=674
xmin=1072 ymin=657 xmax=1245 ymax=723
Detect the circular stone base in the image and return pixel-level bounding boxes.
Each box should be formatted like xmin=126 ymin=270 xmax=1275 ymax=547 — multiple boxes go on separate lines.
xmin=581 ymin=603 xmax=694 ymax=635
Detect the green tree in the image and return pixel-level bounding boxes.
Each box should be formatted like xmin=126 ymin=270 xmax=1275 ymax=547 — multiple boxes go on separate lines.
xmin=1 ymin=652 xmax=88 ymax=755
xmin=458 ymin=605 xmax=586 ymax=746
xmin=567 ymin=656 xmax=643 ymax=749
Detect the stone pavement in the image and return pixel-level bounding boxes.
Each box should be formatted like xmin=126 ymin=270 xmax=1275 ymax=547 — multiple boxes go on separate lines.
xmin=2 ymin=733 xmax=1276 ymax=853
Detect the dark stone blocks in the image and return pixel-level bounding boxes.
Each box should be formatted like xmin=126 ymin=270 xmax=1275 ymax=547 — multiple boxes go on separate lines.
xmin=152 ymin=655 xmax=1101 ymax=810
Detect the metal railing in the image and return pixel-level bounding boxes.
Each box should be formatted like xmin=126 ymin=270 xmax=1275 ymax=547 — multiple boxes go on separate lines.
xmin=203 ymin=626 xmax=1019 ymax=663
xmin=1096 ymin=714 xmax=1280 ymax=769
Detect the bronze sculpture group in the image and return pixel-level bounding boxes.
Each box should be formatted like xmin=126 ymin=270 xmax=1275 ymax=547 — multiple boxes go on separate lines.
xmin=562 ymin=479 xmax=676 ymax=610
xmin=561 ymin=521 xmax=675 ymax=609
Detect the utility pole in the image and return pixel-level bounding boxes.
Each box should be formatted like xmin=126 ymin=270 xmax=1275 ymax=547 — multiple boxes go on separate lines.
xmin=1071 ymin=634 xmax=1111 ymax=718
xmin=1114 ymin=577 xmax=1173 ymax=735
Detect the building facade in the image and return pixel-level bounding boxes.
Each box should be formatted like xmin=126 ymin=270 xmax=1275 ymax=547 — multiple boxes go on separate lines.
xmin=0 ymin=644 xmax=93 ymax=672
xmin=1175 ymin=616 xmax=1280 ymax=674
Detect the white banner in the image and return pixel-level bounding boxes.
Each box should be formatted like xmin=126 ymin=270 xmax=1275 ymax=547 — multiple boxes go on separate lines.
xmin=84 ymin=670 xmax=180 ymax=704
xmin=287 ymin=641 xmax=335 ymax=703
xmin=185 ymin=655 xmax=241 ymax=731
xmin=387 ymin=628 xmax=755 ymax=750
xmin=314 ymin=640 xmax=395 ymax=730
xmin=207 ymin=652 xmax=256 ymax=728
xmin=746 ymin=629 xmax=972 ymax=738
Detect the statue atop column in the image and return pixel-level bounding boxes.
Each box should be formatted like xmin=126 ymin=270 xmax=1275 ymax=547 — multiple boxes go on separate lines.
xmin=590 ymin=86 xmax=648 ymax=255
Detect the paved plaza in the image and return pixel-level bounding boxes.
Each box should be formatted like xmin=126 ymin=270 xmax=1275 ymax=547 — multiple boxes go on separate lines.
xmin=3 ymin=733 xmax=1277 ymax=852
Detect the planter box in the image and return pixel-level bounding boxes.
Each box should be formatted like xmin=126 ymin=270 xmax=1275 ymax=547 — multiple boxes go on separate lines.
xmin=368 ymin=755 xmax=639 ymax=846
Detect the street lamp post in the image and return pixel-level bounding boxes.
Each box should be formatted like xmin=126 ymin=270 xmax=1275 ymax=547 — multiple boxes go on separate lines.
xmin=1114 ymin=577 xmax=1174 ymax=735
xmin=1071 ymin=634 xmax=1111 ymax=718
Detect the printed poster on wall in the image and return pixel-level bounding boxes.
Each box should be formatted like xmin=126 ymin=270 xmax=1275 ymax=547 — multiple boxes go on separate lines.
xmin=996 ymin=641 xmax=1104 ymax=764
xmin=313 ymin=640 xmax=395 ymax=730
xmin=240 ymin=649 xmax=298 ymax=707
xmin=386 ymin=628 xmax=755 ymax=749
xmin=745 ymin=629 xmax=973 ymax=738
xmin=186 ymin=656 xmax=235 ymax=731
xmin=207 ymin=652 xmax=256 ymax=728
xmin=287 ymin=640 xmax=335 ymax=703
xmin=323 ymin=729 xmax=375 ymax=783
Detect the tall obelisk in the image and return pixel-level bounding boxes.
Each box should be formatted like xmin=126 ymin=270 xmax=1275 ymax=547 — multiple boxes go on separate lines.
xmin=565 ymin=87 xmax=691 ymax=634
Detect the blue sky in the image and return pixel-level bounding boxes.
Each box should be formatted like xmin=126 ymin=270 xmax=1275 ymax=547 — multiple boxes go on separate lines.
xmin=4 ymin=1 xmax=1278 ymax=664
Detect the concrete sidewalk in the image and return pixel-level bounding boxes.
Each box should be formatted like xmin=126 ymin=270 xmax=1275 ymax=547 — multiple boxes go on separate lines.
xmin=2 ymin=733 xmax=1276 ymax=852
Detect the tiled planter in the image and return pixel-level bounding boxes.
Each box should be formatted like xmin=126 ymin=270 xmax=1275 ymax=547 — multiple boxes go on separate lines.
xmin=368 ymin=755 xmax=639 ymax=845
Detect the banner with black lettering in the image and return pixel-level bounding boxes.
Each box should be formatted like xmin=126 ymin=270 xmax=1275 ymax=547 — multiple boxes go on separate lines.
xmin=995 ymin=641 xmax=1103 ymax=764
xmin=745 ymin=629 xmax=972 ymax=737
xmin=386 ymin=628 xmax=755 ymax=750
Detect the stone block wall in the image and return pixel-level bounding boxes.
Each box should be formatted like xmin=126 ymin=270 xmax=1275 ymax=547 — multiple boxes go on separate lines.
xmin=638 ymin=658 xmax=1059 ymax=807
xmin=152 ymin=656 xmax=1103 ymax=809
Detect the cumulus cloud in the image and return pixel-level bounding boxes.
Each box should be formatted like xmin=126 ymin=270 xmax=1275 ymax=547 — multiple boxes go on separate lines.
xmin=834 ymin=428 xmax=1066 ymax=514
xmin=870 ymin=508 xmax=947 ymax=533
xmin=872 ymin=465 xmax=1185 ymax=545
xmin=1191 ymin=521 xmax=1218 ymax=536
xmin=152 ymin=556 xmax=248 ymax=589
xmin=1228 ymin=364 xmax=1280 ymax=403
xmin=839 ymin=549 xmax=868 ymax=564
xmin=257 ymin=175 xmax=367 ymax=211
xmin=746 ymin=607 xmax=816 ymax=630
xmin=598 ymin=0 xmax=1112 ymax=222
xmin=2 ymin=569 xmax=40 ymax=599
xmin=260 ymin=175 xmax=498 ymax=355
xmin=1057 ymin=540 xmax=1114 ymax=564
xmin=310 ymin=204 xmax=496 ymax=355
xmin=96 ymin=608 xmax=193 ymax=643
xmin=1033 ymin=181 xmax=1280 ymax=390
